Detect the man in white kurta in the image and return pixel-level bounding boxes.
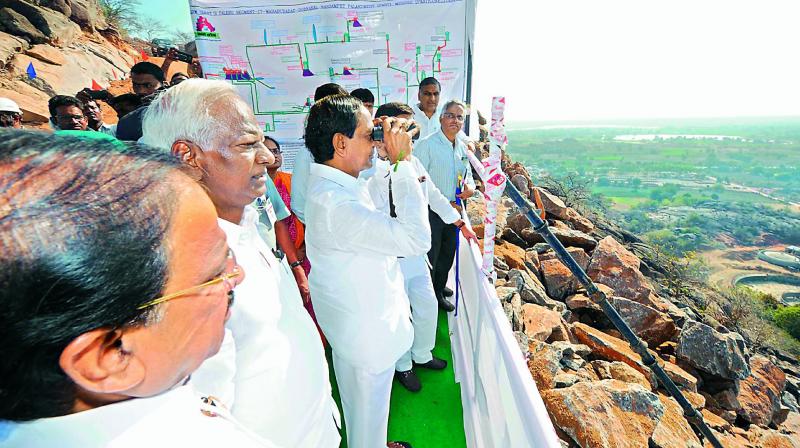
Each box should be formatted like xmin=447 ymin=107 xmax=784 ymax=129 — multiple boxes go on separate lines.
xmin=1 ymin=385 xmax=279 ymax=448
xmin=368 ymin=155 xmax=476 ymax=390
xmin=306 ymin=161 xmax=429 ymax=447
xmin=196 ymin=204 xmax=341 ymax=448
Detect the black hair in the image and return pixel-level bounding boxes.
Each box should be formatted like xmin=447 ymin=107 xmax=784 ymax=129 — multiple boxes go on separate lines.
xmin=263 ymin=135 xmax=280 ymax=151
xmin=304 ymin=94 xmax=361 ymax=164
xmin=171 ymin=72 xmax=189 ymax=81
xmin=131 ymin=61 xmax=166 ymax=83
xmin=419 ymin=76 xmax=441 ymax=91
xmin=48 ymin=95 xmax=84 ymax=119
xmin=350 ymin=88 xmax=374 ymax=104
xmin=0 ymin=130 xmax=184 ymax=421
xmin=109 ymin=93 xmax=142 ymax=108
xmin=313 ymin=83 xmax=348 ymax=101
xmin=375 ymin=102 xmax=413 ymax=118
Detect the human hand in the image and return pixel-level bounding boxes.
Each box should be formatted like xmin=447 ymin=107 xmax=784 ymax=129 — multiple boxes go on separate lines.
xmin=375 ymin=116 xmax=415 ymax=164
xmin=165 ymin=48 xmax=179 ymax=61
xmin=457 ymin=184 xmax=474 ymax=200
xmin=292 ymin=265 xmax=311 ymax=305
xmin=457 ymin=221 xmax=479 ymax=245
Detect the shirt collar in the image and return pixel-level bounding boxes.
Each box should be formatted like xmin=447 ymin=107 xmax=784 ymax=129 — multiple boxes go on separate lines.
xmin=217 ymin=205 xmax=259 ymax=241
xmin=310 ymin=163 xmax=361 ymax=191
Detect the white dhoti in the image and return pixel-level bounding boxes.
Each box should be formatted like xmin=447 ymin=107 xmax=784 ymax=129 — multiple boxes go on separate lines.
xmin=396 ymin=255 xmax=438 ymax=372
xmin=332 ymin=351 xmax=395 ymax=448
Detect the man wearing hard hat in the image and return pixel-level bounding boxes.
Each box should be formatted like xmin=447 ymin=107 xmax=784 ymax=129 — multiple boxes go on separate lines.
xmin=0 ymin=98 xmax=22 ymax=128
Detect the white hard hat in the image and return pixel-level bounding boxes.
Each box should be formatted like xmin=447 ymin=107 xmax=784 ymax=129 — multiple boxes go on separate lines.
xmin=0 ymin=98 xmax=22 ymax=114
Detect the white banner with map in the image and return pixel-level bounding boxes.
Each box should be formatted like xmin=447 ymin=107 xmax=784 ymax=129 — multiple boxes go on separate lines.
xmin=189 ymin=0 xmax=475 ymax=170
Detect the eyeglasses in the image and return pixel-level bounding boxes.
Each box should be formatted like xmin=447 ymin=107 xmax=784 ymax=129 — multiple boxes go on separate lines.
xmin=137 ymin=256 xmax=242 ymax=310
xmin=441 ymin=112 xmax=465 ymax=122
xmin=57 ymin=114 xmax=85 ymax=121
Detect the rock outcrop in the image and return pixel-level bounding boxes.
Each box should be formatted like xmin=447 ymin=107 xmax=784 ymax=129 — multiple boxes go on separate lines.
xmin=481 ymin=155 xmax=800 ymax=447
xmin=0 ymin=0 xmax=138 ymax=123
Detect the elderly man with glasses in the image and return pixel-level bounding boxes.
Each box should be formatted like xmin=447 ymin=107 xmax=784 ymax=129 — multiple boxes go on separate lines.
xmin=0 ymin=130 xmax=280 ymax=447
xmin=141 ymin=79 xmax=340 ymax=448
xmin=412 ymin=99 xmax=476 ymax=312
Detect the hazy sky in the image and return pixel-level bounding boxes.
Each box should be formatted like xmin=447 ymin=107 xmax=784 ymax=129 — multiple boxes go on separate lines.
xmin=137 ymin=0 xmax=800 ymax=122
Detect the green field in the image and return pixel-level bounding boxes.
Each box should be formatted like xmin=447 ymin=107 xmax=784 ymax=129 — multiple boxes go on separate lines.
xmin=503 ymin=117 xmax=800 ymax=248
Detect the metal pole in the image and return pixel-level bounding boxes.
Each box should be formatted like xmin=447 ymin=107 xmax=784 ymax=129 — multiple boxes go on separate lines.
xmin=504 ymin=181 xmax=724 ymax=448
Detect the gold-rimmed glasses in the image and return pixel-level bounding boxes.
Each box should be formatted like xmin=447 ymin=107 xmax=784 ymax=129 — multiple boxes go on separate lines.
xmin=137 ymin=261 xmax=242 ymax=310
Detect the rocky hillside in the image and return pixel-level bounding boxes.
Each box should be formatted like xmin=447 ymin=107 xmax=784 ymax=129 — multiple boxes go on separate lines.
xmin=0 ymin=0 xmax=138 ymax=122
xmin=468 ymin=154 xmax=800 ymax=447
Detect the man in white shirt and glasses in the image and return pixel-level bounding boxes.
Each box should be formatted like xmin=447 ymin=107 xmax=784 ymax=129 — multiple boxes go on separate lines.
xmin=304 ymin=94 xmax=429 ymax=448
xmin=413 ymin=100 xmax=476 ymax=312
xmin=142 ymin=79 xmax=340 ymax=448
xmin=0 ymin=131 xmax=277 ymax=447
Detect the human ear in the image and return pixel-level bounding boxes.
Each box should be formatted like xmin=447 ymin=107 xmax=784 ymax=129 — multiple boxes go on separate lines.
xmin=171 ymin=141 xmax=202 ymax=169
xmin=332 ymin=133 xmax=348 ymax=158
xmin=59 ymin=328 xmax=145 ymax=396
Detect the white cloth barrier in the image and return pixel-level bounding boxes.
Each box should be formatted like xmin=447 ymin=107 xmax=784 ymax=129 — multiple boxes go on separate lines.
xmin=448 ymin=233 xmax=561 ymax=448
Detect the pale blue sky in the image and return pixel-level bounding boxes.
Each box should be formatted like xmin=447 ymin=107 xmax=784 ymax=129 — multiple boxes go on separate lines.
xmin=135 ymin=0 xmax=192 ymax=35
xmin=136 ymin=0 xmax=800 ymax=122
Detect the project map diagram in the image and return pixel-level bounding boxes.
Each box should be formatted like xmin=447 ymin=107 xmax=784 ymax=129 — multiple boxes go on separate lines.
xmin=192 ymin=1 xmax=467 ymax=139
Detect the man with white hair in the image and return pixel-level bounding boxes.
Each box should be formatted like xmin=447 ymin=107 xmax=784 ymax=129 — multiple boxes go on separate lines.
xmin=141 ymin=79 xmax=340 ymax=447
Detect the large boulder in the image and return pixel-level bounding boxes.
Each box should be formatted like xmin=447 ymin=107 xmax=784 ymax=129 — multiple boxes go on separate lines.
xmin=662 ymin=361 xmax=698 ymax=393
xmin=651 ymin=394 xmax=703 ymax=448
xmin=0 ymin=30 xmax=29 ymax=67
xmin=0 ymin=7 xmax=47 ymax=44
xmin=676 ymin=320 xmax=750 ymax=381
xmin=591 ymin=360 xmax=652 ymax=391
xmin=735 ymin=355 xmax=786 ymax=426
xmin=528 ymin=342 xmax=565 ymax=390
xmin=0 ymin=0 xmax=81 ymax=47
xmin=521 ymin=303 xmax=566 ymax=342
xmin=532 ymin=187 xmax=570 ymax=220
xmin=69 ymin=0 xmax=109 ymax=31
xmin=587 ymin=236 xmax=654 ymax=303
xmin=572 ymin=322 xmax=658 ymax=389
xmin=611 ymin=297 xmax=678 ymax=347
xmin=540 ymin=258 xmax=580 ymax=300
xmin=39 ymin=0 xmax=71 ymax=16
xmin=521 ymin=226 xmax=598 ymax=251
xmin=25 ymin=43 xmax=65 ymax=65
xmin=507 ymin=269 xmax=563 ymax=312
xmin=565 ymin=207 xmax=595 ymax=233
xmin=541 ymin=380 xmax=664 ymax=448
xmin=494 ymin=240 xmax=527 ymax=271
xmin=540 ymin=246 xmax=590 ymax=270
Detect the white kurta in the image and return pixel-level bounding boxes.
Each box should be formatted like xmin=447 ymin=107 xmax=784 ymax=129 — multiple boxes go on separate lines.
xmin=367 ymin=157 xmax=460 ymax=371
xmin=305 ymin=161 xmax=429 ymax=448
xmin=194 ymin=206 xmax=340 ymax=448
xmin=0 ymin=385 xmax=277 ymax=448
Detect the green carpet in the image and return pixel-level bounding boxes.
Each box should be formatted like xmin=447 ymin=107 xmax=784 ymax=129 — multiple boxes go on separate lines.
xmin=326 ymin=309 xmax=467 ymax=448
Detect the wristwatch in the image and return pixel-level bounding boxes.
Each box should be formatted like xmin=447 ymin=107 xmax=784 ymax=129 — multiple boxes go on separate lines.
xmin=290 ymin=259 xmax=304 ymax=268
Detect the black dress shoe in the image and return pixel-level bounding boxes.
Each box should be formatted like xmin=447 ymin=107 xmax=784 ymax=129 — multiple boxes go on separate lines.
xmin=395 ymin=370 xmax=421 ymax=392
xmin=442 ymin=286 xmax=454 ymax=297
xmin=437 ymin=294 xmax=455 ymax=312
xmin=414 ymin=356 xmax=447 ymax=370
xmin=387 ymin=442 xmax=413 ymax=448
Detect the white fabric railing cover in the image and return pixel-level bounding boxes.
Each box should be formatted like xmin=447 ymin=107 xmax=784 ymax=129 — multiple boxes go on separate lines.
xmin=448 ymin=235 xmax=561 ymax=447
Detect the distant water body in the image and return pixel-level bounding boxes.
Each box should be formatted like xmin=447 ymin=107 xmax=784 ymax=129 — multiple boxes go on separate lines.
xmin=614 ymin=134 xmax=749 ymax=142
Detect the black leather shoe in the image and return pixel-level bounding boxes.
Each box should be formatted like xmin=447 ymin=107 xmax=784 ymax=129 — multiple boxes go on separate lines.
xmin=395 ymin=370 xmax=421 ymax=392
xmin=442 ymin=286 xmax=454 ymax=297
xmin=414 ymin=356 xmax=447 ymax=370
xmin=387 ymin=442 xmax=413 ymax=448
xmin=437 ymin=294 xmax=455 ymax=312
